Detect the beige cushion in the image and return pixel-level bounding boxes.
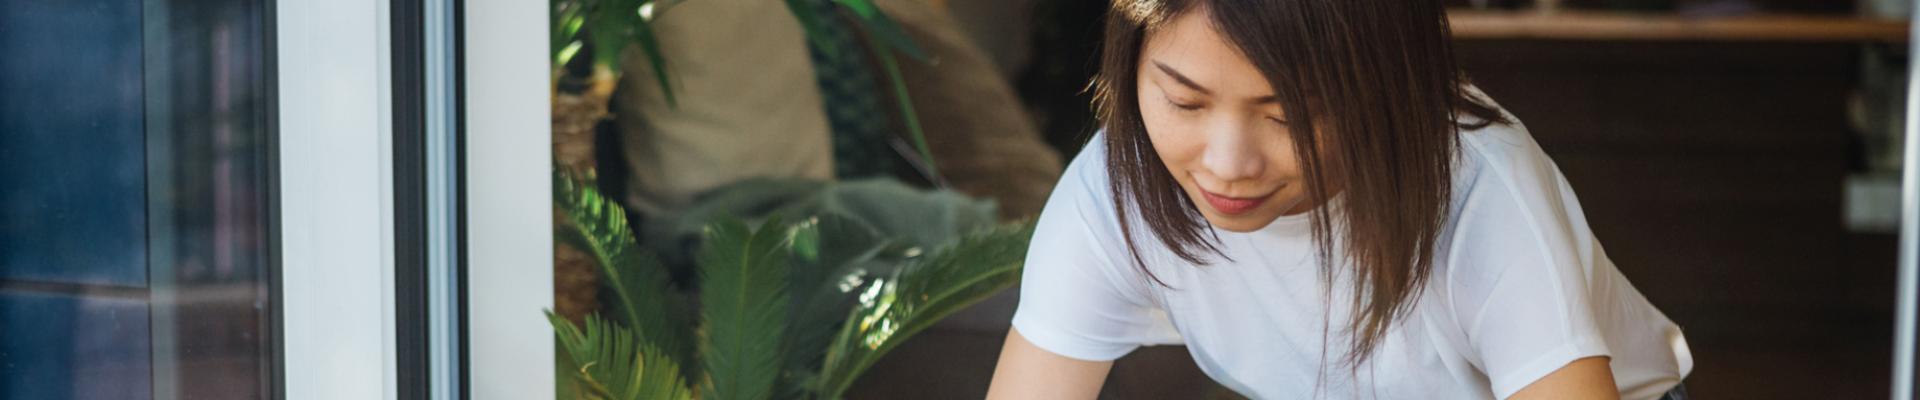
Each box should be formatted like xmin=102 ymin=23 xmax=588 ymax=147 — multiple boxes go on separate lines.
xmin=614 ymin=1 xmax=836 ymax=218
xmin=614 ymin=0 xmax=1062 ymax=222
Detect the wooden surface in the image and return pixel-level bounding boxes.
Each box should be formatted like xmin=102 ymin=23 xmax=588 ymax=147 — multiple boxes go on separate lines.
xmin=1450 ymin=9 xmax=1910 ymax=42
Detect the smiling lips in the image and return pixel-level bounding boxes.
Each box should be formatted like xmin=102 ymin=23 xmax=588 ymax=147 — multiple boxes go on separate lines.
xmin=1200 ymin=189 xmax=1271 ymax=215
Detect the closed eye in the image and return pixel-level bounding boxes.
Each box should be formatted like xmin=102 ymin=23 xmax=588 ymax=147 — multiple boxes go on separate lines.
xmin=1166 ymin=96 xmax=1203 ymax=112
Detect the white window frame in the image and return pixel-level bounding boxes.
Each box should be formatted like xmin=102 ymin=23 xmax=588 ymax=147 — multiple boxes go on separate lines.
xmin=275 ymin=0 xmax=549 ymax=398
xmin=276 ymin=0 xmax=399 ymax=398
xmin=464 ymin=0 xmax=555 ymax=398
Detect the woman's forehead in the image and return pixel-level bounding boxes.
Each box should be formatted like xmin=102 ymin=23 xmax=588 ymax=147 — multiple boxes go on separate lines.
xmin=1140 ymin=10 xmax=1273 ymax=98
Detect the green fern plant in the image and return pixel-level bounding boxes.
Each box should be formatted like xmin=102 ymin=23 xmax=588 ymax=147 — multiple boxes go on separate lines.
xmin=696 ymin=217 xmax=792 ymax=400
xmin=547 ymin=170 xmax=1031 ymax=400
xmin=554 ymin=168 xmax=699 ymax=382
xmin=550 ymin=0 xmax=673 ymax=104
xmin=549 ymin=311 xmax=695 ymax=400
xmin=812 ymin=222 xmax=1031 ymax=398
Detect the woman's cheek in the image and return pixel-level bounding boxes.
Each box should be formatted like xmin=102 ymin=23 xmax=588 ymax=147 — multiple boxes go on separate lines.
xmin=1150 ymin=121 xmax=1205 ymax=167
xmin=1137 ymin=94 xmax=1208 ymax=168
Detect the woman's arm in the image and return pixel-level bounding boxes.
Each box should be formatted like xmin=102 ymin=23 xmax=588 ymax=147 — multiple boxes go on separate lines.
xmin=1508 ymin=356 xmax=1619 ymax=400
xmin=985 ymin=328 xmax=1113 ymax=399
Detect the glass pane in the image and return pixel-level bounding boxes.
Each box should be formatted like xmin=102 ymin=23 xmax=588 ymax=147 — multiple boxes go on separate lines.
xmin=0 ymin=0 xmax=276 ymax=398
xmin=0 ymin=0 xmax=148 ymax=286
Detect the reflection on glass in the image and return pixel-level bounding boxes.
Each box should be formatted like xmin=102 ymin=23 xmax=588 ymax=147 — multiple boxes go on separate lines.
xmin=0 ymin=0 xmax=275 ymax=399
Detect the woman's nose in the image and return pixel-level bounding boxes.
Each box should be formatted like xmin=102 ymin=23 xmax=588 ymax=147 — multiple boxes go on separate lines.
xmin=1200 ymin=119 xmax=1265 ymax=183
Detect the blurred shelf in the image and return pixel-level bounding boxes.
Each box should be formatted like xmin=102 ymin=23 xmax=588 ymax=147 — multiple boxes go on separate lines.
xmin=1449 ymin=9 xmax=1910 ymax=42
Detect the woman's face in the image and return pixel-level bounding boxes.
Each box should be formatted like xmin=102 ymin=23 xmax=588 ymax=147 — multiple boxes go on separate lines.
xmin=1137 ymin=10 xmax=1311 ymax=233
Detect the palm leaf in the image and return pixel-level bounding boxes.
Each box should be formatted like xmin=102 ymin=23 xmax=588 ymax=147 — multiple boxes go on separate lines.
xmin=828 ymin=0 xmax=927 ymax=61
xmin=555 ymin=168 xmax=697 ymax=383
xmin=548 ymin=311 xmax=694 ymax=400
xmin=834 ymin=0 xmax=933 ymax=177
xmin=552 ymin=0 xmax=589 ymax=69
xmin=779 ymin=215 xmax=905 ymax=398
xmin=663 ymin=180 xmax=1000 ymax=398
xmin=781 ymin=0 xmax=939 ymax=179
xmin=865 ymin=38 xmax=937 ymax=179
xmin=551 ymin=0 xmax=675 ymax=106
xmin=698 ymin=218 xmax=793 ymax=400
xmin=814 ymin=221 xmax=1035 ymax=398
xmin=836 ymin=0 xmax=936 ymax=178
xmin=629 ymin=14 xmax=677 ymax=106
xmin=585 ymin=0 xmax=639 ymax=71
xmin=782 ymin=0 xmax=842 ymax=59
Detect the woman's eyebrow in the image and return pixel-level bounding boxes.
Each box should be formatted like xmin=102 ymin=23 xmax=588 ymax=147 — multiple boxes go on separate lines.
xmin=1154 ymin=60 xmax=1278 ymax=104
xmin=1152 ymin=60 xmax=1212 ymax=95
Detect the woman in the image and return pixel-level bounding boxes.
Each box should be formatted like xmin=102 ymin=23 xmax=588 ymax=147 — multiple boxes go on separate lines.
xmin=985 ymin=0 xmax=1692 ymax=399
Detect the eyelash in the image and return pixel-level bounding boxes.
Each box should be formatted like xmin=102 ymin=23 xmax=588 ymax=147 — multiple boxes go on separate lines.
xmin=1165 ymin=97 xmax=1202 ymax=112
xmin=1162 ymin=95 xmax=1287 ymax=125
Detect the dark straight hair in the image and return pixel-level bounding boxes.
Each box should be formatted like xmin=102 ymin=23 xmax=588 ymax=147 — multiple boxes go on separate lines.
xmin=1093 ymin=0 xmax=1506 ymax=365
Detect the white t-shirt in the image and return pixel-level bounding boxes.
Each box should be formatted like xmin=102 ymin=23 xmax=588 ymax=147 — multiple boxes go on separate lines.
xmin=1011 ymin=114 xmax=1693 ymax=399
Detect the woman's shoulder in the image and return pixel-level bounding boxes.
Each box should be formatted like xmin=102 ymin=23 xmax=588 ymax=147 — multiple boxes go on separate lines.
xmin=1037 ymin=135 xmax=1139 ymax=253
xmin=1045 ymin=134 xmax=1127 ymax=240
xmin=1062 ymin=134 xmax=1116 ymax=200
xmin=1025 ymin=134 xmax=1178 ymax=306
xmin=1452 ymin=85 xmax=1559 ymax=180
xmin=1048 ymin=134 xmax=1165 ymax=244
xmin=1451 ymin=105 xmax=1571 ymax=217
xmin=1445 ymin=108 xmax=1606 ymax=284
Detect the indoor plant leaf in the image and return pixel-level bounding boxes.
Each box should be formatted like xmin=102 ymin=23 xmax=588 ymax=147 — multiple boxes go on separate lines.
xmin=781 ymin=0 xmax=842 ymax=58
xmin=868 ymin=43 xmax=938 ymax=179
xmin=666 ymin=178 xmax=997 ymax=252
xmin=560 ymin=0 xmax=674 ymax=107
xmin=555 ymin=168 xmax=698 ymax=383
xmin=552 ymin=0 xmax=590 ymax=69
xmin=698 ymin=217 xmax=793 ymax=400
xmin=778 ymin=215 xmax=903 ymax=397
xmin=585 ymin=0 xmax=639 ymax=71
xmin=829 ymin=0 xmax=935 ymax=177
xmin=827 ymin=0 xmax=927 ymax=61
xmin=548 ymin=311 xmax=695 ymax=400
xmin=780 ymin=0 xmax=938 ymax=179
xmin=628 ymin=10 xmax=676 ymax=107
xmin=814 ymin=221 xmax=1035 ymax=398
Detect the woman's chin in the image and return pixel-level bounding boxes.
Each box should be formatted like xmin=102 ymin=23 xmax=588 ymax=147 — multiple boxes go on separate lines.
xmin=1200 ymin=210 xmax=1278 ymax=233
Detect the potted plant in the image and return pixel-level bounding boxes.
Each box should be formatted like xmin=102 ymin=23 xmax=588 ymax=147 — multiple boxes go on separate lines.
xmin=549 ymin=169 xmax=1032 ymax=399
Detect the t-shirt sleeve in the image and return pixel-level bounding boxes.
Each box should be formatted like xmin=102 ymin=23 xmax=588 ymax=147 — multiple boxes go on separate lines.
xmin=1447 ymin=138 xmax=1617 ymax=399
xmin=1009 ymin=139 xmax=1180 ymax=362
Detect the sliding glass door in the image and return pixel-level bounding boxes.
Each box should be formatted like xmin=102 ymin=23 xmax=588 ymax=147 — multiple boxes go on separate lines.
xmin=1 ymin=0 xmax=276 ymax=398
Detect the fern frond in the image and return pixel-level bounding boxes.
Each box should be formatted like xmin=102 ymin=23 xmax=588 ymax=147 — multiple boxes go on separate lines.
xmin=548 ymin=311 xmax=694 ymax=400
xmin=551 ymin=0 xmax=674 ymax=104
xmin=780 ymin=215 xmax=898 ymax=398
xmin=698 ymin=218 xmax=793 ymax=400
xmin=555 ymin=168 xmax=696 ymax=382
xmin=814 ymin=221 xmax=1035 ymax=398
